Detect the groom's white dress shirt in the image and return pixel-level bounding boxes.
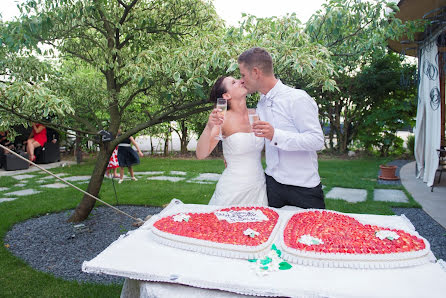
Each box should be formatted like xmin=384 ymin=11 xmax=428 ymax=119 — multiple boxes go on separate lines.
xmin=256 ymin=80 xmax=324 ymax=188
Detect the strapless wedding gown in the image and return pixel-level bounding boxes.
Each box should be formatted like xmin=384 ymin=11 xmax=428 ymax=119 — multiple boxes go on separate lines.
xmin=209 ymin=132 xmax=268 ymax=206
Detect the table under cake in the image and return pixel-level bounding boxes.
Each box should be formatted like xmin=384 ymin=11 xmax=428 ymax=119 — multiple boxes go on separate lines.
xmin=83 ymin=200 xmax=446 ymax=298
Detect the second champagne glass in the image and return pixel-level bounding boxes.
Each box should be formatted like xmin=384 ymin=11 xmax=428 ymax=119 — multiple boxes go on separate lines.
xmin=248 ymin=108 xmax=260 ymax=136
xmin=215 ymin=98 xmax=227 ymax=140
xmin=248 ymin=108 xmax=259 ymax=126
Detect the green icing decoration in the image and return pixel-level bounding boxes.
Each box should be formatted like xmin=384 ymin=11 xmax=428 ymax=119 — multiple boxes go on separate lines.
xmin=279 ymin=262 xmax=292 ymax=270
xmin=260 ymin=257 xmax=272 ymax=265
xmin=271 ymin=244 xmax=282 ymax=257
xmin=247 ymin=244 xmax=290 ymax=273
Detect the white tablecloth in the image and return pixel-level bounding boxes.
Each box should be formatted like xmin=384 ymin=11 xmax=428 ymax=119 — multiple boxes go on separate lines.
xmin=83 ymin=200 xmax=446 ymax=297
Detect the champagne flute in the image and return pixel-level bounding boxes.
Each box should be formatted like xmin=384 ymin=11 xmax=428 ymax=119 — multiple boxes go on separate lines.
xmin=215 ymin=98 xmax=227 ymax=140
xmin=248 ymin=108 xmax=260 ymax=130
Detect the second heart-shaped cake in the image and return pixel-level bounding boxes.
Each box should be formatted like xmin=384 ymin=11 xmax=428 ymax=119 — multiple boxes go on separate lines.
xmin=280 ymin=210 xmax=431 ymax=268
xmin=151 ymin=206 xmax=280 ymax=259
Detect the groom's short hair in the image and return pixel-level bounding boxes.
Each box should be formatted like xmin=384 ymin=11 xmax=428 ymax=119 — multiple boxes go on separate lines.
xmin=238 ymin=47 xmax=273 ymax=75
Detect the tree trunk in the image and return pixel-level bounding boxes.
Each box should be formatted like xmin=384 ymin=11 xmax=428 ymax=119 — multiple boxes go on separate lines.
xmin=163 ymin=135 xmax=169 ymax=156
xmin=68 ymin=146 xmax=111 ymax=222
xmin=149 ymin=135 xmax=154 ymax=155
xmin=333 ymin=103 xmax=342 ymax=152
xmin=338 ymin=130 xmax=348 ymax=153
xmin=75 ymin=132 xmax=82 ymax=164
xmin=180 ymin=123 xmax=188 ymax=154
xmin=339 ymin=118 xmax=351 ymax=153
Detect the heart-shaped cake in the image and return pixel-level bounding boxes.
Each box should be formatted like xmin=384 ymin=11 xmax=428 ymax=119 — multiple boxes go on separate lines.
xmin=280 ymin=210 xmax=430 ymax=268
xmin=151 ymin=206 xmax=280 ymax=259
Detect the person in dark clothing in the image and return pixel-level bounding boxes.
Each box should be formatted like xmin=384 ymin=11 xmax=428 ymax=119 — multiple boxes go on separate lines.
xmin=117 ymin=129 xmax=143 ymax=184
xmin=0 ymin=131 xmax=15 ymax=168
xmin=46 ymin=127 xmax=59 ymax=144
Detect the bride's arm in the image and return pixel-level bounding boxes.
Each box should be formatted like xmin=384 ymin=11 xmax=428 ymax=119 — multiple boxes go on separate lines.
xmin=196 ymin=109 xmax=221 ymax=159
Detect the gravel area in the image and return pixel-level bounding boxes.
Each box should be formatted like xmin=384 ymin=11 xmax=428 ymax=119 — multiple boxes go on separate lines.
xmin=4 ymin=204 xmax=446 ymax=285
xmin=392 ymin=208 xmax=446 ymax=261
xmin=4 ymin=205 xmax=163 ymax=284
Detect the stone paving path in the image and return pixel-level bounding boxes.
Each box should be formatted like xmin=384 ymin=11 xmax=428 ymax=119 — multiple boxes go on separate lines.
xmin=325 ymin=186 xmax=409 ymax=203
xmin=0 ymin=171 xmax=223 ymax=203
xmin=0 ymin=170 xmax=410 ymax=204
xmin=0 ymin=198 xmax=17 ymax=203
xmin=373 ymin=189 xmax=409 ymax=203
xmin=325 ymin=187 xmax=367 ymax=203
xmin=41 ymin=183 xmax=69 ymax=189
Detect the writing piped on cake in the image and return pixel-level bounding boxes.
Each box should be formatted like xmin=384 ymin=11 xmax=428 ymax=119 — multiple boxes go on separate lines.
xmin=214 ymin=210 xmax=268 ymax=223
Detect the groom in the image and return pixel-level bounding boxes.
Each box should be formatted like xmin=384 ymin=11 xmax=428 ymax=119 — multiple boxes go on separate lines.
xmin=238 ymin=47 xmax=325 ymax=209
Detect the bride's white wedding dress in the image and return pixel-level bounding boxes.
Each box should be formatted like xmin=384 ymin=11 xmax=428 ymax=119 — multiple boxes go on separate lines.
xmin=209 ymin=132 xmax=268 ymax=206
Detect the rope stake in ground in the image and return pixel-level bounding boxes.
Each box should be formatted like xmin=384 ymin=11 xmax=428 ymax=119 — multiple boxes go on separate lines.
xmin=0 ymin=144 xmax=143 ymax=224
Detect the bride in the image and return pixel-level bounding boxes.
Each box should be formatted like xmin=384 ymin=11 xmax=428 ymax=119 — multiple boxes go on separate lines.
xmin=196 ymin=76 xmax=267 ymax=206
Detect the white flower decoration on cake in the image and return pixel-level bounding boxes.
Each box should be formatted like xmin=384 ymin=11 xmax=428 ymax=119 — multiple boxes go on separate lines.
xmin=173 ymin=213 xmax=190 ymax=222
xmin=244 ymin=228 xmax=260 ymax=238
xmin=249 ymin=245 xmax=292 ymax=276
xmin=298 ymin=235 xmax=324 ymax=245
xmin=375 ymin=230 xmax=400 ymax=241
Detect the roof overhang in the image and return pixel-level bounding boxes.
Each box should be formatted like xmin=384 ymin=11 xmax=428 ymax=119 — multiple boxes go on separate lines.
xmin=388 ymin=0 xmax=446 ymax=56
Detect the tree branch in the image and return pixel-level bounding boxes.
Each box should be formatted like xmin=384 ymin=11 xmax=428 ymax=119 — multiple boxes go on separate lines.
xmin=328 ymin=17 xmax=375 ymax=48
xmin=93 ymin=0 xmax=115 ymax=49
xmin=151 ymin=99 xmax=210 ymax=122
xmin=119 ymin=0 xmax=138 ymax=25
xmin=117 ymin=0 xmax=129 ymax=9
xmin=71 ymin=113 xmax=99 ymax=133
xmin=314 ymin=14 xmax=327 ymax=41
xmin=116 ymin=0 xmax=139 ymax=50
xmin=110 ymin=102 xmax=212 ymax=148
xmin=50 ymin=42 xmax=95 ymax=65
xmin=120 ymin=85 xmax=153 ymax=113
xmin=0 ymin=102 xmax=97 ymax=135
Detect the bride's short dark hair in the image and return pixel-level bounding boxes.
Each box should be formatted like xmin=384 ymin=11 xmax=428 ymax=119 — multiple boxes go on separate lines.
xmin=209 ymin=76 xmax=230 ymax=109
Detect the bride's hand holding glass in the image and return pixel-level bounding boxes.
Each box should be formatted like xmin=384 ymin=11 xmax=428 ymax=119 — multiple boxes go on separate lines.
xmin=208 ymin=108 xmax=224 ymax=128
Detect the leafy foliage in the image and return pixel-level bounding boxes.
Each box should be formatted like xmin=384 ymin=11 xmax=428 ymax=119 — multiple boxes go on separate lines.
xmin=0 ymin=0 xmax=422 ymax=220
xmin=304 ymin=0 xmax=423 ymax=153
xmin=354 ymin=54 xmax=417 ymax=156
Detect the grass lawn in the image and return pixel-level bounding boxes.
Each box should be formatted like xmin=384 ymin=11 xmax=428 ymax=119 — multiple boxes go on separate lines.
xmin=0 ymin=155 xmax=419 ymax=297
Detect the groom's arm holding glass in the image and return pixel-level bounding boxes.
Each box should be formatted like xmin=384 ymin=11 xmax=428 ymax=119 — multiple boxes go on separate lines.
xmin=252 ymin=96 xmax=324 ymax=151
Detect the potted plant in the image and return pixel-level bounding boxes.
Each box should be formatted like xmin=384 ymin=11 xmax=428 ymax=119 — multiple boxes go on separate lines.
xmin=379 ymin=164 xmax=399 ymax=180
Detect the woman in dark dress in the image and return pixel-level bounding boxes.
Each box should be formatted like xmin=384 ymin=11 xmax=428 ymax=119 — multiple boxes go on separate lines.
xmin=117 ymin=129 xmax=143 ymax=184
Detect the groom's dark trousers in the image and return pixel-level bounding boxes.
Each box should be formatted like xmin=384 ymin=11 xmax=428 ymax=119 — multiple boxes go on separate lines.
xmin=266 ymin=174 xmax=325 ymax=209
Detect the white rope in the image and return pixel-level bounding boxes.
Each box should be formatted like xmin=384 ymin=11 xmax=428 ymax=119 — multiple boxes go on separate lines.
xmin=0 ymin=143 xmax=143 ymax=223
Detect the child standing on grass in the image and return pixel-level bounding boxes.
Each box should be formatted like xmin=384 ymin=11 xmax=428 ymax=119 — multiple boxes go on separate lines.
xmin=105 ymin=147 xmax=119 ymax=178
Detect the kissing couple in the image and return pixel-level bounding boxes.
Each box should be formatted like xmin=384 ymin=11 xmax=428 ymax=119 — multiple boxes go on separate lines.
xmin=196 ymin=47 xmax=325 ymax=210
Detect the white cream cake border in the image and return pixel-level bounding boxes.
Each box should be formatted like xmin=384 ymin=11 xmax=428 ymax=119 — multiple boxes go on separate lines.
xmin=278 ymin=209 xmax=432 ymax=269
xmin=151 ymin=208 xmax=281 ymax=260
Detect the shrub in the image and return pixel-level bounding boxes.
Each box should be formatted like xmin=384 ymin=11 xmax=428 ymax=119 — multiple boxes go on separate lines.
xmin=406 ymin=134 xmax=415 ymax=157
